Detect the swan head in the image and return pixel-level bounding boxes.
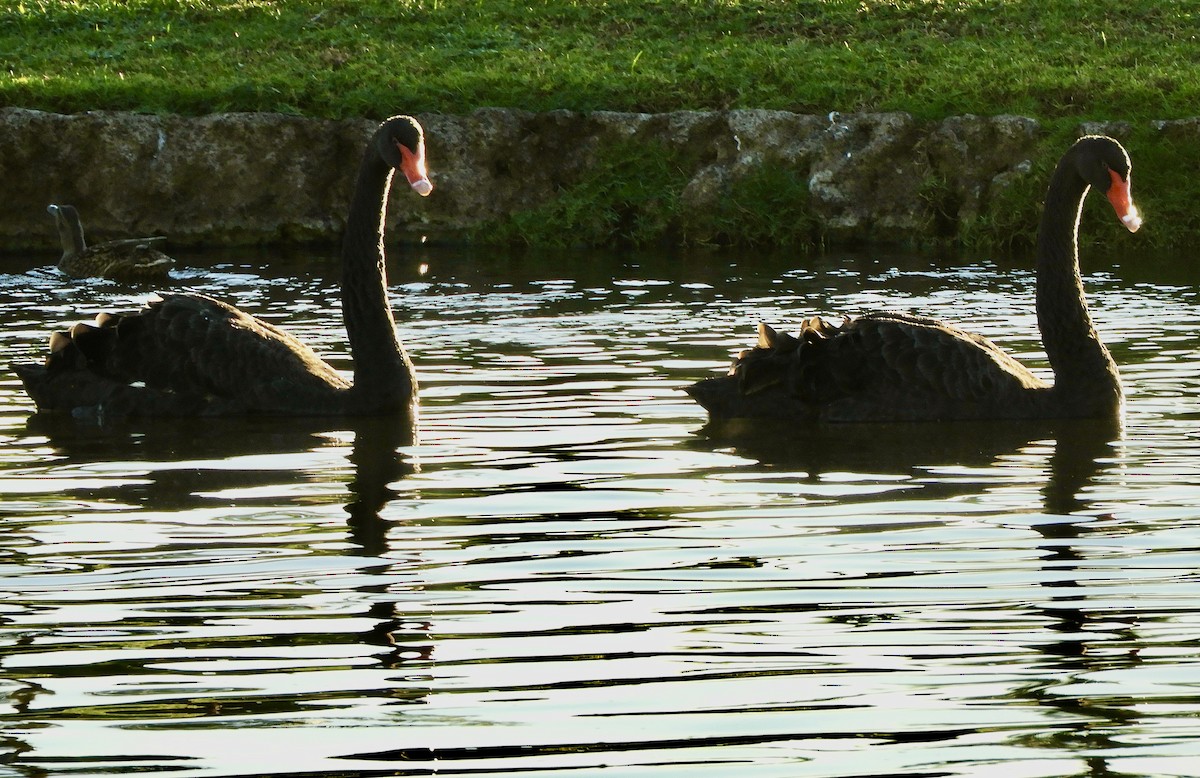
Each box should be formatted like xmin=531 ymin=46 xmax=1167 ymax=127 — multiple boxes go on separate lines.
xmin=1075 ymin=135 xmax=1140 ymax=233
xmin=377 ymin=115 xmax=433 ymax=197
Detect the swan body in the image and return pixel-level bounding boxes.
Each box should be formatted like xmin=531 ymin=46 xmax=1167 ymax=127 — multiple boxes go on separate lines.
xmin=16 ymin=115 xmax=433 ymax=418
xmin=687 ymin=135 xmax=1141 ymax=423
xmin=48 ymin=204 xmax=175 ymax=281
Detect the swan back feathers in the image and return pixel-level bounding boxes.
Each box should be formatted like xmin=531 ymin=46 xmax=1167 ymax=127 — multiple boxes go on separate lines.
xmin=690 ymin=312 xmax=1051 ymax=422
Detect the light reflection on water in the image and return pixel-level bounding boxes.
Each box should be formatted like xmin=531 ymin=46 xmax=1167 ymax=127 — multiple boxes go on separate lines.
xmin=2 ymin=245 xmax=1200 ymax=776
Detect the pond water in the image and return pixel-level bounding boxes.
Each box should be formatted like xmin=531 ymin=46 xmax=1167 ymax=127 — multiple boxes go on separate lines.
xmin=2 ymin=243 xmax=1200 ymax=778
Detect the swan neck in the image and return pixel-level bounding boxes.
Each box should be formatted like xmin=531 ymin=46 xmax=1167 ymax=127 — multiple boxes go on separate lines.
xmin=1035 ymin=158 xmax=1121 ymax=414
xmin=341 ymin=143 xmax=414 ymax=408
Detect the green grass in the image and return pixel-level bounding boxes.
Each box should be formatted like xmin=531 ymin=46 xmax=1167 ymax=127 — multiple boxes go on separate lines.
xmin=479 ymin=136 xmax=693 ymax=247
xmin=696 ymin=165 xmax=819 ymax=247
xmin=4 ymin=0 xmax=1199 ymax=121
xmin=3 ymin=0 xmax=1198 ymax=249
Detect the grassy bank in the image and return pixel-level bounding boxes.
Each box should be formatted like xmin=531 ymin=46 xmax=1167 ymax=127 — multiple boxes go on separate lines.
xmin=3 ymin=0 xmax=1198 ymax=249
xmin=4 ymin=0 xmax=1198 ymax=121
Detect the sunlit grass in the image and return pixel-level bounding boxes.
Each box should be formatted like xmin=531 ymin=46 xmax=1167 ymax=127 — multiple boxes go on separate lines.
xmin=3 ymin=0 xmax=1198 ymax=249
xmin=3 ymin=0 xmax=1199 ymax=121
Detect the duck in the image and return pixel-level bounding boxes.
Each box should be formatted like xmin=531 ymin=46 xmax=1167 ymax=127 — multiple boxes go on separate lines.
xmin=16 ymin=114 xmax=434 ymax=418
xmin=47 ymin=203 xmax=175 ymax=281
xmin=686 ymin=135 xmax=1142 ymax=423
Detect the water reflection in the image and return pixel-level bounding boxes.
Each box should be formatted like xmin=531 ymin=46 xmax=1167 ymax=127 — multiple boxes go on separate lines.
xmin=1023 ymin=420 xmax=1145 ymax=778
xmin=695 ymin=417 xmax=1064 ymax=473
xmin=3 ymin=410 xmax=434 ymax=767
xmin=333 ymin=422 xmax=1136 ymax=774
xmin=24 ymin=412 xmax=416 ymax=548
xmin=3 ymin=246 xmax=1200 ymax=776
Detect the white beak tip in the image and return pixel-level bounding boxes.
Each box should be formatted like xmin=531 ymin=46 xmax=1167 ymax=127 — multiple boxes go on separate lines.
xmin=1122 ymin=209 xmax=1142 ymax=233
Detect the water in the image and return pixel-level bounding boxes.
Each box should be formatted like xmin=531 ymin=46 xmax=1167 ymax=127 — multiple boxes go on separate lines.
xmin=2 ymin=244 xmax=1200 ymax=777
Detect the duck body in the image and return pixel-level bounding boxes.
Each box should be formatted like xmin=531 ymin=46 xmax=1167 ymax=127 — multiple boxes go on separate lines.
xmin=48 ymin=204 xmax=175 ymax=281
xmin=17 ymin=115 xmax=433 ymax=419
xmin=688 ymin=135 xmax=1139 ymax=424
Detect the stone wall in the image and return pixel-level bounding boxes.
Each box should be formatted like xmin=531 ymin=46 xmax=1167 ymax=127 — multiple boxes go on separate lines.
xmin=0 ymin=106 xmax=1146 ymax=251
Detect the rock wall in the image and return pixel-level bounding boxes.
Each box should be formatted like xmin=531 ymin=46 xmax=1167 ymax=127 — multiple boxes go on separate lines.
xmin=0 ymin=106 xmax=1136 ymax=251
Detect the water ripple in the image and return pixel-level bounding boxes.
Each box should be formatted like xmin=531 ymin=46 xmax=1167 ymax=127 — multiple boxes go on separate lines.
xmin=3 ymin=248 xmax=1200 ymax=776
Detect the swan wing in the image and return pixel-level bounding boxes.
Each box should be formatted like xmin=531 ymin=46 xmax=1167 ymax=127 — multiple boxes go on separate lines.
xmin=807 ymin=313 xmax=1046 ymax=420
xmin=45 ymin=293 xmax=350 ymax=414
xmin=689 ymin=312 xmax=1047 ymax=421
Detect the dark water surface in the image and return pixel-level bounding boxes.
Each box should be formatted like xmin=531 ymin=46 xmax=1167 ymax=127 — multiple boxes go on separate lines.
xmin=2 ymin=244 xmax=1200 ymax=777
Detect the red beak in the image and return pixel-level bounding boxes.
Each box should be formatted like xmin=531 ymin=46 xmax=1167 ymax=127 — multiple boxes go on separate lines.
xmin=398 ymin=141 xmax=433 ymax=197
xmin=1105 ymin=168 xmax=1141 ymax=233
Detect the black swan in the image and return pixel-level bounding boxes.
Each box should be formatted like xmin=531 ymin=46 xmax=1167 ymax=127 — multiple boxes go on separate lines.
xmin=687 ymin=135 xmax=1142 ymax=422
xmin=48 ymin=203 xmax=175 ymax=281
xmin=16 ymin=114 xmax=433 ymax=418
